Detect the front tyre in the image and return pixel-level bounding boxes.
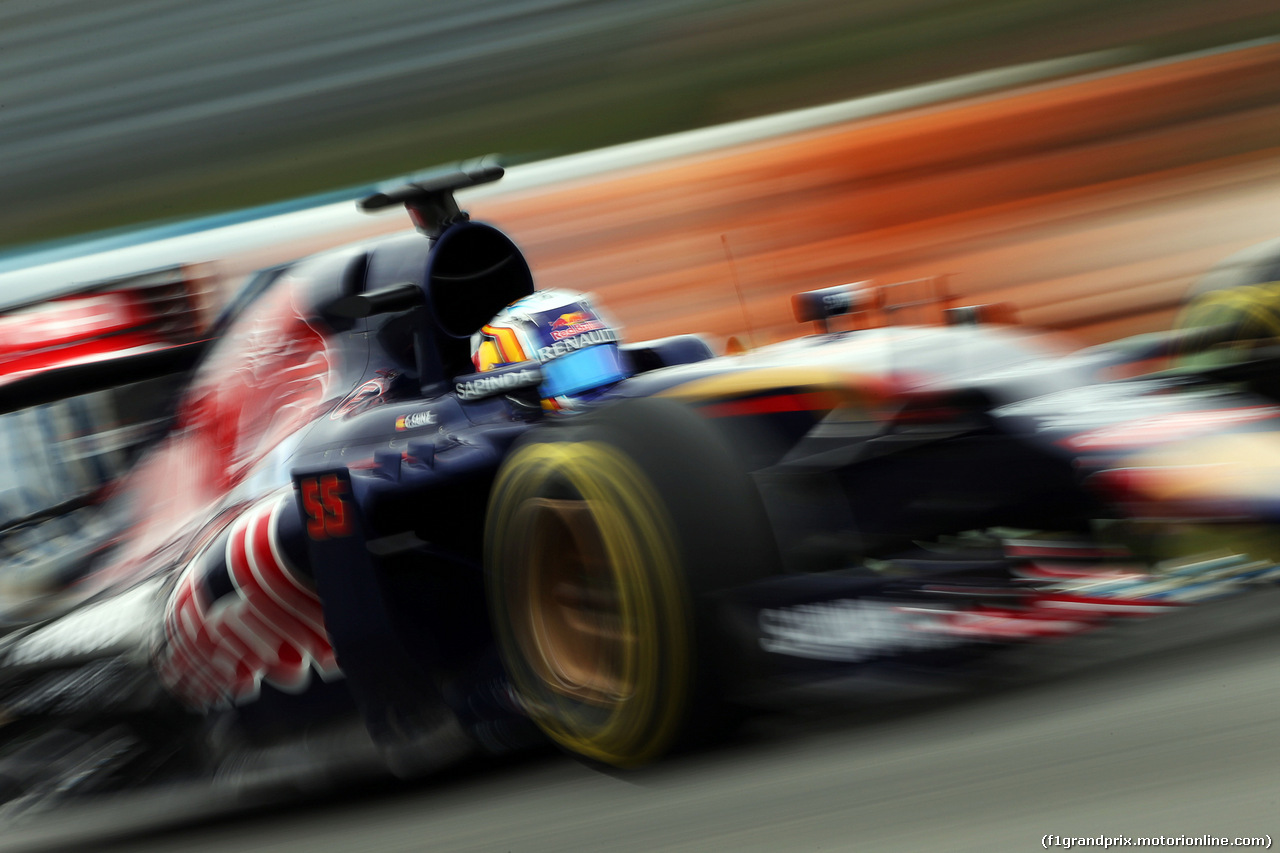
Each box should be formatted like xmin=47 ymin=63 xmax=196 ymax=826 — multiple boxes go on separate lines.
xmin=485 ymin=399 xmax=777 ymax=767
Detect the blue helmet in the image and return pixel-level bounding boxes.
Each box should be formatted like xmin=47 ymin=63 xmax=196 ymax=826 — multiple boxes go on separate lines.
xmin=470 ymin=290 xmax=629 ymax=410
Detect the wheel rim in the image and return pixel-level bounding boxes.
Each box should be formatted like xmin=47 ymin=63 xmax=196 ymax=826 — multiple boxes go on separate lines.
xmin=488 ymin=440 xmax=692 ymax=766
xmin=516 ymin=497 xmax=636 ymax=706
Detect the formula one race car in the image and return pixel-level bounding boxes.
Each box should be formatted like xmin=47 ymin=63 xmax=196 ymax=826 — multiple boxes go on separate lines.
xmin=2 ymin=162 xmax=1280 ymax=812
xmin=484 ymin=298 xmax=1280 ymax=767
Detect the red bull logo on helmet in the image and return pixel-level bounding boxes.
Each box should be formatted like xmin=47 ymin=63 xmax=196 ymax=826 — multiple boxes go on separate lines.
xmin=550 ymin=310 xmax=605 ymax=341
xmin=536 ymin=327 xmax=618 ymax=362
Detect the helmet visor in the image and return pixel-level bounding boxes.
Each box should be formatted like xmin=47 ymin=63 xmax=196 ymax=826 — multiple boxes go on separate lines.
xmin=539 ymin=343 xmax=626 ymax=400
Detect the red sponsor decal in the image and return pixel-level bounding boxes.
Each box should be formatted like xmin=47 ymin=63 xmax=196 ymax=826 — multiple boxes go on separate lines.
xmin=550 ymin=311 xmax=604 ymax=341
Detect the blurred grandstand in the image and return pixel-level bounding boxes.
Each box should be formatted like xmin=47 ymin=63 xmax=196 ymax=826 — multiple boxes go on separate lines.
xmin=2 ymin=0 xmax=1277 ymax=250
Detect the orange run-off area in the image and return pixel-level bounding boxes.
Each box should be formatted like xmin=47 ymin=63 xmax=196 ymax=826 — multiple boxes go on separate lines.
xmin=467 ymin=42 xmax=1280 ymax=350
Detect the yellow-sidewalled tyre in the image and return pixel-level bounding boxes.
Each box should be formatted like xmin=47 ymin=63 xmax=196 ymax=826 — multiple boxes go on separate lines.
xmin=485 ymin=398 xmax=778 ymax=768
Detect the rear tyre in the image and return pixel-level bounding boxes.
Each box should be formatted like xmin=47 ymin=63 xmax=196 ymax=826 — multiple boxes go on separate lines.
xmin=485 ymin=398 xmax=777 ymax=767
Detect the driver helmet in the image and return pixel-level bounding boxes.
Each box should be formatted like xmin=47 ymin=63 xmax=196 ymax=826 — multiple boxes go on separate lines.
xmin=470 ymin=289 xmax=629 ymax=410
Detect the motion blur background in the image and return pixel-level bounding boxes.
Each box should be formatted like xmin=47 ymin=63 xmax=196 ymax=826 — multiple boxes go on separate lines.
xmin=4 ymin=0 xmax=1278 ymax=249
xmin=4 ymin=3 xmax=1280 ymax=851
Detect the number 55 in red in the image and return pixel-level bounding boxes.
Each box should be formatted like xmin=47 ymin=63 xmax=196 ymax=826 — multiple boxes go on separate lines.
xmin=300 ymin=474 xmax=353 ymax=540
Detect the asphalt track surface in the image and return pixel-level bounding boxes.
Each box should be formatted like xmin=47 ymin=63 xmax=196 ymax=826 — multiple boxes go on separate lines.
xmin=3 ymin=591 xmax=1279 ymax=852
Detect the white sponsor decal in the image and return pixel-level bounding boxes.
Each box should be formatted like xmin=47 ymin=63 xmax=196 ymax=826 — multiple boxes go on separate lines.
xmin=758 ymin=599 xmax=952 ymax=661
xmin=456 ymin=369 xmax=542 ymax=400
xmin=535 ymin=328 xmax=618 ymax=362
xmin=397 ymin=410 xmax=437 ymax=430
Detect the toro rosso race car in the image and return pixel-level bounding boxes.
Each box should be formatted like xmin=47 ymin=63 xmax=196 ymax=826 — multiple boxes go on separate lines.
xmin=1 ymin=161 xmax=1280 ymax=810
